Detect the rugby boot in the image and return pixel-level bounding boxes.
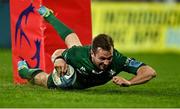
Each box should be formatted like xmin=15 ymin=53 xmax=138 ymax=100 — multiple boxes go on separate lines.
xmin=38 ymin=6 xmax=53 ymax=18
xmin=18 ymin=60 xmax=42 ymax=80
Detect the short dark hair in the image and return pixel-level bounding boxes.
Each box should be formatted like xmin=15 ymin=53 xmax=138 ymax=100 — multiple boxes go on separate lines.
xmin=92 ymin=34 xmax=114 ymax=53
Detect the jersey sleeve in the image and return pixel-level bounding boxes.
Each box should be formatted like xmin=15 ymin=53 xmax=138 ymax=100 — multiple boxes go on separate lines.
xmin=61 ymin=45 xmax=85 ymax=64
xmin=123 ymin=57 xmax=146 ymax=75
xmin=114 ymin=49 xmax=145 ymax=75
xmin=61 ymin=46 xmax=76 ymax=64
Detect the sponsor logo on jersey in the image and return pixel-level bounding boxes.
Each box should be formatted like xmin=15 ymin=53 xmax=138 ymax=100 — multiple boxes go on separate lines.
xmin=125 ymin=58 xmax=142 ymax=68
xmin=92 ymin=70 xmax=103 ymax=74
xmin=108 ymin=69 xmax=116 ymax=76
xmin=80 ymin=66 xmax=86 ymax=72
xmin=77 ymin=66 xmax=88 ymax=75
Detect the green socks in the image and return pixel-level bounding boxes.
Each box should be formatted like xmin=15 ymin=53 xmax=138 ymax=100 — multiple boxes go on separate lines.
xmin=19 ymin=68 xmax=41 ymax=80
xmin=18 ymin=61 xmax=42 ymax=80
xmin=38 ymin=6 xmax=73 ymax=40
xmin=45 ymin=12 xmax=74 ymax=40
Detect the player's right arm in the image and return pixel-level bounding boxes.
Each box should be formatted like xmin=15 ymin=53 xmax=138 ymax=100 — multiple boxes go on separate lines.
xmin=51 ymin=49 xmax=66 ymax=62
xmin=51 ymin=49 xmax=68 ymax=75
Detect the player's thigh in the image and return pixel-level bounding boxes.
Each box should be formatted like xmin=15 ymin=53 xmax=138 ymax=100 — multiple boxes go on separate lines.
xmin=65 ymin=33 xmax=82 ymax=48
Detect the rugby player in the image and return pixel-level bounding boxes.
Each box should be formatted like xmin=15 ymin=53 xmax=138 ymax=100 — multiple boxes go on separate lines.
xmin=18 ymin=6 xmax=156 ymax=89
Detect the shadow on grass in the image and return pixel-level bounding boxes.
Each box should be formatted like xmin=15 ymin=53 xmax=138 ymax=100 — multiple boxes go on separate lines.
xmin=61 ymin=85 xmax=180 ymax=98
xmin=4 ymin=81 xmax=180 ymax=99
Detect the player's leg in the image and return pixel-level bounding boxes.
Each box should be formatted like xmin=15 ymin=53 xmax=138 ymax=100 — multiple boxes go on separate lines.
xmin=38 ymin=6 xmax=82 ymax=48
xmin=18 ymin=60 xmax=79 ymax=89
xmin=18 ymin=60 xmax=48 ymax=87
xmin=33 ymin=72 xmax=49 ymax=87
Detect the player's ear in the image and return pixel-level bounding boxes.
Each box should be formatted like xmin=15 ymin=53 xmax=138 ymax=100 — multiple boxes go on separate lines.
xmin=91 ymin=49 xmax=95 ymax=57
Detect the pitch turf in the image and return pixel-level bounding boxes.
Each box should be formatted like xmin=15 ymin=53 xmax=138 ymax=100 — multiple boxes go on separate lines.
xmin=0 ymin=48 xmax=180 ymax=108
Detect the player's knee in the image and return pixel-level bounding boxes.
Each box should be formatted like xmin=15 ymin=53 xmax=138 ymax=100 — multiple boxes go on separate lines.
xmin=34 ymin=72 xmax=49 ymax=87
xmin=65 ymin=33 xmax=82 ymax=48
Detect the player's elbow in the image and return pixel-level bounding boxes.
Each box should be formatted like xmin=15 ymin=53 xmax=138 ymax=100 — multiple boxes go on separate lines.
xmin=145 ymin=66 xmax=157 ymax=78
xmin=138 ymin=65 xmax=157 ymax=79
xmin=149 ymin=69 xmax=157 ymax=78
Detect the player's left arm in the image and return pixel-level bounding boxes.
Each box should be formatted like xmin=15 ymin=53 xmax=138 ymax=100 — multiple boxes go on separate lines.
xmin=129 ymin=65 xmax=156 ymax=85
xmin=112 ymin=51 xmax=157 ymax=87
xmin=113 ymin=65 xmax=156 ymax=87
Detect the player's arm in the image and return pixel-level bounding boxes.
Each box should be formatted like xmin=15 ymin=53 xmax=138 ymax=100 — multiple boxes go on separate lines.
xmin=128 ymin=65 xmax=156 ymax=86
xmin=113 ymin=65 xmax=156 ymax=87
xmin=51 ymin=49 xmax=66 ymax=62
xmin=51 ymin=46 xmax=77 ymax=75
xmin=112 ymin=51 xmax=156 ymax=87
xmin=38 ymin=6 xmax=82 ymax=48
xmin=51 ymin=49 xmax=67 ymax=75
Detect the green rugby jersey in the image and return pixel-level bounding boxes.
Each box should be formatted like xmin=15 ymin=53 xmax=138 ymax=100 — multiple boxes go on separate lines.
xmin=61 ymin=46 xmax=145 ymax=89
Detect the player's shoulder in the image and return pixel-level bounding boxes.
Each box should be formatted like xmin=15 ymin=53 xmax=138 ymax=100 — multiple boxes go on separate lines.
xmin=67 ymin=45 xmax=91 ymax=56
xmin=70 ymin=45 xmax=90 ymax=51
xmin=113 ymin=48 xmax=123 ymax=57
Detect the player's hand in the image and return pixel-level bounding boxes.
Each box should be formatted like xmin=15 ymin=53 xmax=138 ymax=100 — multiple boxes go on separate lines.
xmin=112 ymin=76 xmax=131 ymax=87
xmin=54 ymin=58 xmax=67 ymax=76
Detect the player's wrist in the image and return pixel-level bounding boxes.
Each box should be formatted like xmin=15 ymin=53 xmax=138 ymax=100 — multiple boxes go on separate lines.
xmin=128 ymin=81 xmax=132 ymax=86
xmin=53 ymin=56 xmax=65 ymax=63
xmin=127 ymin=80 xmax=133 ymax=87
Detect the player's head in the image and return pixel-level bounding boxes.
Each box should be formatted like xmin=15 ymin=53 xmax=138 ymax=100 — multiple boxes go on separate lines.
xmin=91 ymin=34 xmax=114 ymax=70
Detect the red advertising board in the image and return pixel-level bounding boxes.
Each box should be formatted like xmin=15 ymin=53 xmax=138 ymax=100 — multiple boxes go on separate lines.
xmin=10 ymin=0 xmax=92 ymax=83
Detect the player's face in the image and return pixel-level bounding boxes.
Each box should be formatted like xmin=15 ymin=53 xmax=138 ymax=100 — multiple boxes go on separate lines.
xmin=91 ymin=47 xmax=113 ymax=70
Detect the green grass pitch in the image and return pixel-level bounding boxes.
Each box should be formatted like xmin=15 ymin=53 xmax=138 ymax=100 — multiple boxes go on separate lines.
xmin=0 ymin=48 xmax=180 ymax=108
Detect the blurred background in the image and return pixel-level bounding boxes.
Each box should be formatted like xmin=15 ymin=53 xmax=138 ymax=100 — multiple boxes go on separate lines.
xmin=91 ymin=0 xmax=180 ymax=53
xmin=1 ymin=0 xmax=180 ymax=53
xmin=0 ymin=0 xmax=11 ymax=48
